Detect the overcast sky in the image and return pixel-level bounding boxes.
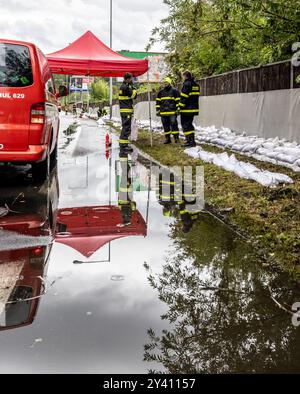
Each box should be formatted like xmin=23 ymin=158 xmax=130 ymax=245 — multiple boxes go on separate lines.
xmin=0 ymin=0 xmax=168 ymax=54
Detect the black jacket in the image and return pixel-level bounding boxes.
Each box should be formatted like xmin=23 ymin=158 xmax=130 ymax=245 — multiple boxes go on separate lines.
xmin=179 ymin=78 xmax=200 ymax=115
xmin=156 ymin=86 xmax=180 ymax=116
xmin=119 ymin=82 xmax=137 ymax=115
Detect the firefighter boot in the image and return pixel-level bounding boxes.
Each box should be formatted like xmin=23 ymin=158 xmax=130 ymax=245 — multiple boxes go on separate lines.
xmin=189 ymin=133 xmax=197 ymax=147
xmin=181 ymin=137 xmax=191 ymax=148
xmin=164 ymin=134 xmax=172 ymax=145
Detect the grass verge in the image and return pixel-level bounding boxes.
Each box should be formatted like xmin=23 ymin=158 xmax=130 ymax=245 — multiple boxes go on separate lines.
xmin=113 ymin=125 xmax=300 ymax=276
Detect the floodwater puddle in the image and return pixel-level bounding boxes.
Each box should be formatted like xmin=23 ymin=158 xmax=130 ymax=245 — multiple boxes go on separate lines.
xmin=0 ymin=117 xmax=299 ymax=373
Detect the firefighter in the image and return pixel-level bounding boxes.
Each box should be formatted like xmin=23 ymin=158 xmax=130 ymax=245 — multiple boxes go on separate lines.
xmin=157 ymin=167 xmax=201 ymax=233
xmin=156 ymin=77 xmax=180 ymax=144
xmin=177 ymin=201 xmax=201 ymax=233
xmin=177 ymin=177 xmax=201 ymax=233
xmin=179 ymin=70 xmax=200 ymax=148
xmin=119 ymin=73 xmax=137 ymax=153
xmin=118 ymin=152 xmax=136 ymax=226
xmin=157 ymin=169 xmax=177 ymax=217
xmin=157 ymin=167 xmax=192 ymax=225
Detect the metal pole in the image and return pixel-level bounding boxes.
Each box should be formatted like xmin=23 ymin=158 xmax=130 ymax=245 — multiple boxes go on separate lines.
xmin=109 ymin=155 xmax=112 ymax=205
xmin=146 ymin=165 xmax=151 ymax=225
xmin=290 ymin=60 xmax=294 ymax=89
xmin=87 ymin=75 xmax=90 ymax=113
xmin=75 ymin=84 xmax=77 ymax=117
xmin=109 ymin=0 xmax=113 ymax=119
xmin=147 ymin=70 xmax=153 ymax=147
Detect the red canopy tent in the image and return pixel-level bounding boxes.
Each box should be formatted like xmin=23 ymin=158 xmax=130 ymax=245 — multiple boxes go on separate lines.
xmin=46 ymin=31 xmax=148 ymax=77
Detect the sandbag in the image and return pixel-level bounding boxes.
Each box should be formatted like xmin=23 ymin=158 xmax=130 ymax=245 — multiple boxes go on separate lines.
xmin=131 ymin=118 xmax=139 ymax=141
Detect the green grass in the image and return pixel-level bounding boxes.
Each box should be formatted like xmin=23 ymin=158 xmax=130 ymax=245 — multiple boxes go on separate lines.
xmin=112 ymin=125 xmax=300 ymax=276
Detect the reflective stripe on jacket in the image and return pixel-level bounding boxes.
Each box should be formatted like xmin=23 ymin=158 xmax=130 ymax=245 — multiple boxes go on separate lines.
xmin=156 ymin=86 xmax=180 ymax=116
xmin=119 ymin=82 xmax=137 ymax=115
xmin=179 ymin=79 xmax=200 ymax=115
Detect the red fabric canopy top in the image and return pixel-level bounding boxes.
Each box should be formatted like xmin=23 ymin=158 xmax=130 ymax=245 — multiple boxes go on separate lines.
xmin=47 ymin=31 xmax=148 ymax=77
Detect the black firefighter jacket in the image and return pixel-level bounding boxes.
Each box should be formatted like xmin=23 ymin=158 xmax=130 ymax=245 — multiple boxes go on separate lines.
xmin=179 ymin=78 xmax=200 ymax=116
xmin=156 ymin=86 xmax=180 ymax=117
xmin=119 ymin=83 xmax=137 ymax=115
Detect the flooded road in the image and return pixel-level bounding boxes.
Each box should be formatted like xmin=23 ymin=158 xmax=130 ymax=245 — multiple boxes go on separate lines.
xmin=0 ymin=116 xmax=300 ymax=374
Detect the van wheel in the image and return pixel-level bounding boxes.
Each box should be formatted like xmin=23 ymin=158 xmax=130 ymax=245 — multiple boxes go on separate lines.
xmin=32 ymin=157 xmax=49 ymax=182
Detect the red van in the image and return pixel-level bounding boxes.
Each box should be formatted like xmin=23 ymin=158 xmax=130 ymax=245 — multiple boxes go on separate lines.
xmin=0 ymin=38 xmax=67 ymax=180
xmin=0 ymin=170 xmax=58 ymax=331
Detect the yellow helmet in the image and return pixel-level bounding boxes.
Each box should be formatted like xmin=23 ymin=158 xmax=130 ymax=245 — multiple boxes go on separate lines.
xmin=163 ymin=77 xmax=172 ymax=85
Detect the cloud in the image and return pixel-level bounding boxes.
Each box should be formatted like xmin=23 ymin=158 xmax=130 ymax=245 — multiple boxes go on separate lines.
xmin=0 ymin=0 xmax=168 ymax=54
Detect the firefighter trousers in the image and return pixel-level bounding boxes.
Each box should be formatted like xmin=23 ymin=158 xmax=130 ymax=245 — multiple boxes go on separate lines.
xmin=120 ymin=114 xmax=132 ymax=147
xmin=181 ymin=114 xmax=196 ymax=143
xmin=161 ymin=115 xmax=179 ymax=139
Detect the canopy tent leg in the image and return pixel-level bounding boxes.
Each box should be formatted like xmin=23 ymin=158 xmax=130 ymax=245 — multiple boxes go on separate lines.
xmin=147 ymin=70 xmax=153 ymax=147
xmin=109 ymin=0 xmax=113 ymax=120
xmin=146 ymin=164 xmax=151 ymax=226
xmin=87 ymin=75 xmax=90 ymax=114
xmin=110 ymin=78 xmax=113 ymax=120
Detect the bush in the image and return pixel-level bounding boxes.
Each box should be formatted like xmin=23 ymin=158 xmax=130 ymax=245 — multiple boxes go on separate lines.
xmin=91 ymin=79 xmax=109 ymax=101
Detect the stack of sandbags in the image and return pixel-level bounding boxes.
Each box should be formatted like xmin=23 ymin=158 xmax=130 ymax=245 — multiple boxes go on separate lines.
xmin=185 ymin=147 xmax=293 ymax=187
xmin=194 ymin=126 xmax=300 ymax=172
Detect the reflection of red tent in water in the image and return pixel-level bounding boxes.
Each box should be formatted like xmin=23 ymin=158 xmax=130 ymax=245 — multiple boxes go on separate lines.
xmin=55 ymin=206 xmax=147 ymax=258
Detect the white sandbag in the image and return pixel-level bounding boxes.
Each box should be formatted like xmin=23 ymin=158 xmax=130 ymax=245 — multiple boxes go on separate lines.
xmin=262 ymin=142 xmax=276 ymax=150
xmin=242 ymin=144 xmax=257 ymax=153
xmin=131 ymin=118 xmax=139 ymax=141
xmin=185 ymin=147 xmax=201 ymax=159
xmin=275 ymin=153 xmax=299 ymax=164
xmin=220 ymin=127 xmax=232 ymax=134
xmin=198 ymin=150 xmax=215 ymax=163
xmin=231 ymin=144 xmax=246 ymax=152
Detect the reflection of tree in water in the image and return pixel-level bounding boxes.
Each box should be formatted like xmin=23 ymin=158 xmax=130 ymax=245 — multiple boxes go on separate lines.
xmin=144 ymin=214 xmax=300 ymax=373
xmin=0 ymin=47 xmax=33 ymax=87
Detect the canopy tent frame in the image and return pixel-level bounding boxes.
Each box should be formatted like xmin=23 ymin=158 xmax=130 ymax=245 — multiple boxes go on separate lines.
xmin=47 ymin=31 xmax=152 ymax=144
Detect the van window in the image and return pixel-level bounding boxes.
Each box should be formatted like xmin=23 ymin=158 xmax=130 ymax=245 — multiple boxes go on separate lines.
xmin=0 ymin=43 xmax=33 ymax=88
xmin=46 ymin=77 xmax=55 ymax=94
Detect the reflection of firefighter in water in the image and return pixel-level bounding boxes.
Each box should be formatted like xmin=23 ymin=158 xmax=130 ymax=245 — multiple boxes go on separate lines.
xmin=158 ymin=170 xmax=176 ymax=218
xmin=178 ymin=175 xmax=201 ymax=233
xmin=118 ymin=153 xmax=136 ymax=226
xmin=157 ymin=168 xmax=201 ymax=233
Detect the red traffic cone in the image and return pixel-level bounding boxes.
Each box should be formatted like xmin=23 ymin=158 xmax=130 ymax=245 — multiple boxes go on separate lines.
xmin=105 ymin=132 xmax=112 ymax=148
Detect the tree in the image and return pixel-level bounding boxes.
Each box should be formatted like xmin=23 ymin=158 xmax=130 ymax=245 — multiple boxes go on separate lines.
xmin=148 ymin=0 xmax=300 ymax=78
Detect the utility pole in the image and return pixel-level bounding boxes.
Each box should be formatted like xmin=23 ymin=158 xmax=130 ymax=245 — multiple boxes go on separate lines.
xmin=109 ymin=0 xmax=113 ymax=119
xmin=87 ymin=76 xmax=90 ymax=113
